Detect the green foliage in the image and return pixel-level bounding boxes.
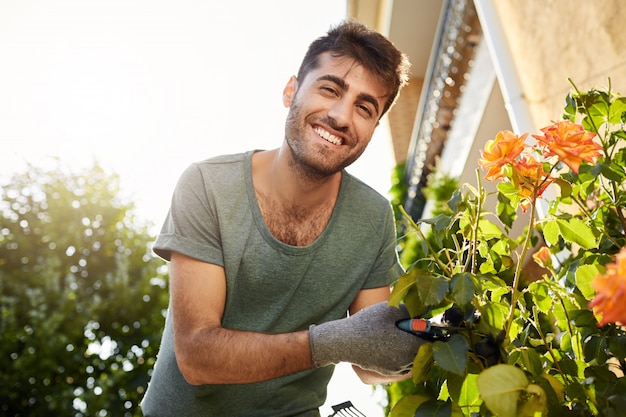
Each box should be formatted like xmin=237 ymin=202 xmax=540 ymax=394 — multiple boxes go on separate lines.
xmin=0 ymin=162 xmax=168 ymax=416
xmin=387 ymin=81 xmax=626 ymax=416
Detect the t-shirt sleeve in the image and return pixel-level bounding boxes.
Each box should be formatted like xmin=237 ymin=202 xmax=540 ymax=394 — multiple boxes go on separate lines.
xmin=152 ymin=163 xmax=224 ymax=266
xmin=361 ymin=202 xmax=405 ymax=289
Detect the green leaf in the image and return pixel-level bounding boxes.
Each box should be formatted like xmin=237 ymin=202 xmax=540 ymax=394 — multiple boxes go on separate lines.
xmin=450 ymin=273 xmax=475 ymax=307
xmin=422 ymin=214 xmax=454 ymax=237
xmin=558 ymin=358 xmax=582 ymax=377
xmin=583 ymin=335 xmax=608 ymax=364
xmin=476 ymin=274 xmax=509 ymax=302
xmin=609 ymin=334 xmax=626 ymax=358
xmin=478 ymin=274 xmax=508 ymax=291
xmin=405 ymin=286 xmax=425 ymax=319
xmin=477 ymin=219 xmax=503 ymax=239
xmin=528 ymin=281 xmax=552 ymax=313
xmin=447 ymin=373 xmax=481 ymax=409
xmin=478 ymin=302 xmax=509 ymax=335
xmin=560 ymin=331 xmax=572 ymax=352
xmin=412 ymin=342 xmax=434 ymax=384
xmin=613 ymin=130 xmax=626 ymax=151
xmin=390 ymin=269 xmax=420 ymax=306
xmin=569 ymin=309 xmax=597 ymax=327
xmin=477 ymin=364 xmax=529 ymax=417
xmin=458 ymin=210 xmax=473 ymax=235
xmin=447 ymin=188 xmax=462 ymax=212
xmin=414 ymin=399 xmax=452 ymax=417
xmin=556 ymin=217 xmax=598 ymax=249
xmin=497 ymin=182 xmax=519 ymax=228
xmin=543 ymin=220 xmax=559 ymax=246
xmin=584 ymin=365 xmax=619 ymax=384
xmin=563 ymin=92 xmax=577 ymax=121
xmin=518 ymin=384 xmax=548 ymax=417
xmin=575 ymin=264 xmax=602 ymax=299
xmin=511 ymin=347 xmax=544 ymax=376
xmin=552 ymin=177 xmax=572 ymax=199
xmin=539 ymin=373 xmax=565 ymax=402
xmin=389 ymin=395 xmax=431 ymax=417
xmin=565 ymin=381 xmax=587 ymax=400
xmin=599 ymin=161 xmax=625 ymax=182
xmin=588 ymin=104 xmax=610 ymax=128
xmin=416 ymin=274 xmax=449 ymax=306
xmin=609 ymin=96 xmax=626 ymax=124
xmin=490 ymin=238 xmax=512 ymax=257
xmin=432 ymin=334 xmax=468 ymax=375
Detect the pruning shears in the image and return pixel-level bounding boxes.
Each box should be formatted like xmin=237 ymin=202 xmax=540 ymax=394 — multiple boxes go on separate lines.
xmin=396 ymin=318 xmax=463 ymax=340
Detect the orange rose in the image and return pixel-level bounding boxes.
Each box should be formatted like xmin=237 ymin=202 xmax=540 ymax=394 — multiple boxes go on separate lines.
xmin=588 ymin=247 xmax=626 ymax=326
xmin=511 ymin=156 xmax=553 ymax=212
xmin=532 ymin=121 xmax=603 ymax=174
xmin=479 ymin=130 xmax=528 ymax=181
xmin=532 ymin=246 xmax=552 ymax=269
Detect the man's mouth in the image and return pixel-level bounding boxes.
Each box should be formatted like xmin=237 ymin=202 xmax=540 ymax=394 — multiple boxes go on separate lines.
xmin=314 ymin=126 xmax=342 ymax=145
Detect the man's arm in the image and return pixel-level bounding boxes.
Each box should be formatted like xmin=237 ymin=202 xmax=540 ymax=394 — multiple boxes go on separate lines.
xmin=349 ymin=287 xmax=414 ymax=385
xmin=170 ymin=251 xmax=421 ymax=385
xmin=170 ymin=251 xmax=314 ymax=385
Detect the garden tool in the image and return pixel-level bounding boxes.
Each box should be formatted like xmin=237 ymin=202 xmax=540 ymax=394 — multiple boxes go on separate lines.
xmin=328 ymin=401 xmax=367 ymax=417
xmin=396 ymin=317 xmax=460 ymax=340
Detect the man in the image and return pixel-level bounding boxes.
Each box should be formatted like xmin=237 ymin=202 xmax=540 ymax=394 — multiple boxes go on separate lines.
xmin=141 ymin=19 xmax=424 ymax=416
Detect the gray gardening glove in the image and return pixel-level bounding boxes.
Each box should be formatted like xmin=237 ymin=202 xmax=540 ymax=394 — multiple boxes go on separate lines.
xmin=309 ymin=301 xmax=425 ymax=376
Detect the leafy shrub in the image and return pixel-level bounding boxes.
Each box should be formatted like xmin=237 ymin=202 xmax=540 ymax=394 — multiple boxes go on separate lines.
xmin=388 ymin=80 xmax=626 ymax=417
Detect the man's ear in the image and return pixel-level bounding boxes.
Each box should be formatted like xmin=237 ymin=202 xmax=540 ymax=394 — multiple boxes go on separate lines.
xmin=282 ymin=76 xmax=298 ymax=107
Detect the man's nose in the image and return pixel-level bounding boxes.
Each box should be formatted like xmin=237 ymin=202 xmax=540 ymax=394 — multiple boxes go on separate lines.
xmin=327 ymin=98 xmax=352 ymax=128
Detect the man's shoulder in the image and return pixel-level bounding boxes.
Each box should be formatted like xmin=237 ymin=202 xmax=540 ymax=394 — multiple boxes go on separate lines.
xmin=174 ymin=151 xmax=254 ymax=192
xmin=182 ymin=151 xmax=256 ymax=180
xmin=194 ymin=151 xmax=252 ymax=167
xmin=342 ymin=171 xmax=390 ymax=207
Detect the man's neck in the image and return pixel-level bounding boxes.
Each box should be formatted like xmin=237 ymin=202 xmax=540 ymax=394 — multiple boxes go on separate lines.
xmin=253 ymin=148 xmax=342 ymax=209
xmin=251 ymin=148 xmax=342 ymax=246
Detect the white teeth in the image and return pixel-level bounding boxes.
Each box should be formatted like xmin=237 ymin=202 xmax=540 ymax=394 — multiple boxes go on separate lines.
xmin=314 ymin=127 xmax=342 ymax=145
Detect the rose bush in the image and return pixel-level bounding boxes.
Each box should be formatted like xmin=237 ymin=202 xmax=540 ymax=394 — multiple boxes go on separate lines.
xmin=387 ymin=80 xmax=626 ymax=417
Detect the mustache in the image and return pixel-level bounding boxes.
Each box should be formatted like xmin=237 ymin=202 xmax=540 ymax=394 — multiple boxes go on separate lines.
xmin=316 ymin=116 xmax=349 ymax=134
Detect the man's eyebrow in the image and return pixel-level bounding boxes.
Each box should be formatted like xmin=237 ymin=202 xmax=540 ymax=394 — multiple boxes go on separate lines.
xmin=316 ymin=74 xmax=381 ymax=116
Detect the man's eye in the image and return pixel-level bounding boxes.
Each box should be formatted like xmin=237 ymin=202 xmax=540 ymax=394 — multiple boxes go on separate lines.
xmin=320 ymin=86 xmax=338 ymax=95
xmin=357 ymin=104 xmax=373 ymax=118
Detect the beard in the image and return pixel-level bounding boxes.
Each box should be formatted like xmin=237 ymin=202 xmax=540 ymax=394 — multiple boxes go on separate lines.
xmin=284 ymin=101 xmax=361 ymax=182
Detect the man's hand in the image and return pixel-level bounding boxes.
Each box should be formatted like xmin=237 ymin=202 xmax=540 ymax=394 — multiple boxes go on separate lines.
xmin=308 ymin=302 xmax=425 ymax=375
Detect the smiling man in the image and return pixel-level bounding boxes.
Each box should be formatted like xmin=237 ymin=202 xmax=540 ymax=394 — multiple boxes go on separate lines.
xmin=141 ymin=20 xmax=425 ymax=417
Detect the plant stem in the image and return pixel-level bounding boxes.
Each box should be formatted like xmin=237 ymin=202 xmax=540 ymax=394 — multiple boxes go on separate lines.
xmin=399 ymin=205 xmax=451 ymax=274
xmin=470 ymin=170 xmax=485 ymax=275
xmin=530 ymin=305 xmax=570 ymax=383
xmin=558 ymin=296 xmax=584 ymax=362
xmin=611 ymin=181 xmax=626 ymax=233
xmin=571 ymin=193 xmax=620 ymax=248
xmin=505 ymin=196 xmax=537 ymax=336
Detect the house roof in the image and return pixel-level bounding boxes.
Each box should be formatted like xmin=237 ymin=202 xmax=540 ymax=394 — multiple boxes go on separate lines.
xmin=349 ymin=0 xmax=626 ymax=220
xmin=348 ymin=0 xmax=482 ymax=218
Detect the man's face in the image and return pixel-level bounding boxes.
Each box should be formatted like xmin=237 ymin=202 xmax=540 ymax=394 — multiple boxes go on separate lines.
xmin=282 ymin=52 xmax=389 ymax=179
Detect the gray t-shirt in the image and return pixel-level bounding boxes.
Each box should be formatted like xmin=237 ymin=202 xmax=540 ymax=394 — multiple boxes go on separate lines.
xmin=141 ymin=151 xmax=404 ymax=417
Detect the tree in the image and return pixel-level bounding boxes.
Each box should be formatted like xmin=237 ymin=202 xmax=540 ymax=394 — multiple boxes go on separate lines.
xmin=0 ymin=162 xmax=169 ymax=416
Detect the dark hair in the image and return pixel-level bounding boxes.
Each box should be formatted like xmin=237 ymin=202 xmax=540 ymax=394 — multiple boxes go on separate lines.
xmin=296 ymin=19 xmax=410 ymax=118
